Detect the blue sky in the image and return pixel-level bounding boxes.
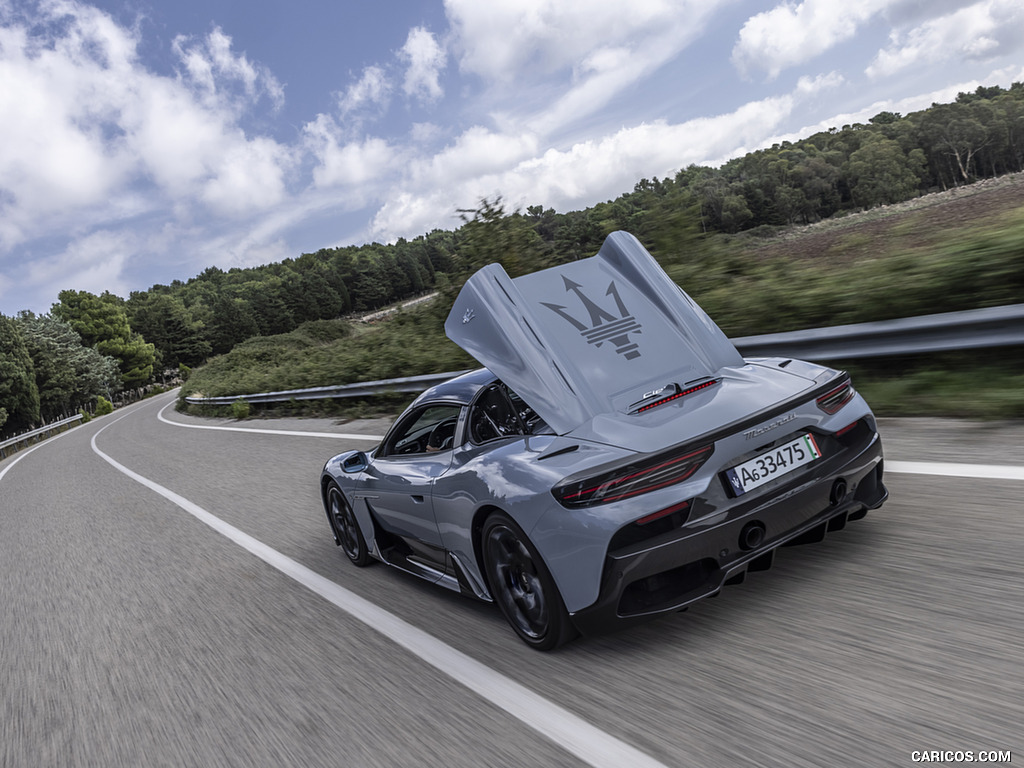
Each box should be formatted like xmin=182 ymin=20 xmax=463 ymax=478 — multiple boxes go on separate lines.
xmin=2 ymin=0 xmax=1023 ymax=315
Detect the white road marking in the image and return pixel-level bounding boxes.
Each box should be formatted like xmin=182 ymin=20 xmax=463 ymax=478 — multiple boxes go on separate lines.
xmin=157 ymin=398 xmax=1024 ymax=481
xmin=90 ymin=412 xmax=674 ymax=768
xmin=157 ymin=401 xmax=383 ymax=441
xmin=0 ymin=437 xmax=55 ymax=482
xmin=887 ymin=460 xmax=1024 ymax=482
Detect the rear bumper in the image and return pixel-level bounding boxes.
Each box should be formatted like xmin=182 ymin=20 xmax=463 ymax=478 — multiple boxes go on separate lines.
xmin=569 ymin=430 xmax=886 ymax=637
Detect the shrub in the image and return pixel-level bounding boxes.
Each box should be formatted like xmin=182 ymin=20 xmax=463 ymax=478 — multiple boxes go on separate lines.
xmin=230 ymin=398 xmax=251 ymax=420
xmin=95 ymin=396 xmax=113 ymax=416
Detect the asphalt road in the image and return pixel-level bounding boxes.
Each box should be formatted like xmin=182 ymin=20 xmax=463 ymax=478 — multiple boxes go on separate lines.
xmin=1 ymin=393 xmax=1020 ymax=767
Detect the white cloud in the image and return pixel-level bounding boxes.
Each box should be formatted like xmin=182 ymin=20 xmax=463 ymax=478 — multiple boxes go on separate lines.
xmin=0 ymin=7 xmax=132 ymax=245
xmin=410 ymin=122 xmax=443 ymax=144
xmin=24 ymin=229 xmax=135 ymax=303
xmin=0 ymin=1 xmax=300 ymax=313
xmin=446 ymin=0 xmax=726 ymax=137
xmin=408 ymin=126 xmax=539 ymax=187
xmin=732 ymin=0 xmax=894 ymax=79
xmin=866 ymin=0 xmax=1024 ymax=78
xmin=338 ymin=65 xmax=391 ymax=113
xmin=0 ymin=4 xmax=292 ymax=240
xmin=400 ymin=27 xmax=446 ymax=103
xmin=795 ymin=71 xmax=846 ymax=94
xmin=446 ymin=0 xmax=703 ymax=80
xmin=172 ymin=26 xmax=285 ymax=111
xmin=201 ymin=136 xmax=292 ymax=215
xmin=304 ymin=114 xmax=400 ymax=188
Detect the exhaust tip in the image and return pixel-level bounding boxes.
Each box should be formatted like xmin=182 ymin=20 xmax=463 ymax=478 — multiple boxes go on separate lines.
xmin=830 ymin=478 xmax=848 ymax=506
xmin=739 ymin=521 xmax=766 ymax=551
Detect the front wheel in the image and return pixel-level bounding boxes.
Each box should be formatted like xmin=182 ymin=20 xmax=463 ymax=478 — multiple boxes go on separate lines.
xmin=326 ymin=482 xmax=371 ymax=566
xmin=481 ymin=512 xmax=575 ymax=650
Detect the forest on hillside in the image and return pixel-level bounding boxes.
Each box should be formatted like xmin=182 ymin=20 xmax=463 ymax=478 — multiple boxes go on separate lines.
xmin=2 ymin=83 xmax=1024 ymax=436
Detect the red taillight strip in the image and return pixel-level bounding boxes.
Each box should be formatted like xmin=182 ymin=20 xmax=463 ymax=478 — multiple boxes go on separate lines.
xmin=596 ymin=471 xmax=697 ymax=504
xmin=560 ymin=447 xmax=710 ymax=501
xmin=636 ymin=500 xmax=690 ymax=526
xmin=636 ymin=379 xmax=718 ymax=413
xmin=835 ymin=420 xmax=859 ymax=437
xmin=557 ymin=445 xmax=713 ymax=507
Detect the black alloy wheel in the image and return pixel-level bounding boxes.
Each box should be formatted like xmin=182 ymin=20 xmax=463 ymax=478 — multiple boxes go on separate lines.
xmin=482 ymin=512 xmax=574 ymax=650
xmin=327 ymin=483 xmax=370 ymax=566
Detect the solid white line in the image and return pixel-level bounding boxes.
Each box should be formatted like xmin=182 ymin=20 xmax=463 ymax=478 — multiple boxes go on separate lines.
xmin=0 ymin=437 xmax=52 ymax=482
xmin=0 ymin=416 xmax=97 ymax=482
xmin=157 ymin=401 xmax=383 ymax=441
xmin=887 ymin=460 xmax=1024 ymax=481
xmin=155 ymin=398 xmax=1024 ymax=480
xmin=89 ymin=413 xmax=673 ymax=768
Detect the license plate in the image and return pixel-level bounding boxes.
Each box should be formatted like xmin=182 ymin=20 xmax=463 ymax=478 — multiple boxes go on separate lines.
xmin=724 ymin=433 xmax=823 ymax=496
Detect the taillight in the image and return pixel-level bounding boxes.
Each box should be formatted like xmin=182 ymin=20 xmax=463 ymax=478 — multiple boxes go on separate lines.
xmin=816 ymin=379 xmax=855 ymax=414
xmin=553 ymin=445 xmax=713 ymax=508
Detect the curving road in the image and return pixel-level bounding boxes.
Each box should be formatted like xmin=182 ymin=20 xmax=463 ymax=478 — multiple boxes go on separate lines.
xmin=2 ymin=391 xmax=1020 ymax=767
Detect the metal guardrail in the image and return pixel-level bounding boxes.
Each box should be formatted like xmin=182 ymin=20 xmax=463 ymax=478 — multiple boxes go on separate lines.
xmin=185 ymin=371 xmax=475 ymax=406
xmin=0 ymin=414 xmax=84 ymax=459
xmin=184 ymin=303 xmax=1024 ymax=406
xmin=731 ymin=303 xmax=1024 ymax=360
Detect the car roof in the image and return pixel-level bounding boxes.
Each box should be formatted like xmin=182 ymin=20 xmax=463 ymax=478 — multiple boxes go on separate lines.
xmin=408 ymin=367 xmax=497 ymax=408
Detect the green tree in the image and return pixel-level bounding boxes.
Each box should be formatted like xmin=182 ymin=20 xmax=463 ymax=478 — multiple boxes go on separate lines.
xmin=0 ymin=314 xmax=40 ymax=435
xmin=237 ymin=277 xmax=295 ymax=335
xmin=126 ymin=292 xmax=211 ymax=369
xmin=847 ymin=136 xmax=926 ymax=207
xmin=17 ymin=312 xmax=120 ymax=420
xmin=52 ymin=290 xmax=156 ymax=387
xmin=347 ymin=255 xmax=390 ymax=311
xmin=53 ymin=289 xmax=131 ymax=346
xmin=205 ymin=294 xmax=260 ymax=356
xmin=454 ymin=198 xmax=551 ymax=280
xmin=917 ymin=102 xmax=988 ymax=186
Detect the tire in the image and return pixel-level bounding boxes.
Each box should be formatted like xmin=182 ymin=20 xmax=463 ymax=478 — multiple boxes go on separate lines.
xmin=326 ymin=482 xmax=371 ymax=567
xmin=481 ymin=512 xmax=575 ymax=650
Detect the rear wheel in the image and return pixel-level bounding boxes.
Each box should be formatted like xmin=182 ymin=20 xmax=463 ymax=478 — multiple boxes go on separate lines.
xmin=482 ymin=512 xmax=575 ymax=650
xmin=327 ymin=482 xmax=371 ymax=566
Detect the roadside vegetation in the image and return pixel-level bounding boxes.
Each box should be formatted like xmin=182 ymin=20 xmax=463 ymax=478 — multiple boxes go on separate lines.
xmin=182 ymin=179 xmax=1024 ymax=420
xmin=3 ymin=84 xmax=1024 ymax=435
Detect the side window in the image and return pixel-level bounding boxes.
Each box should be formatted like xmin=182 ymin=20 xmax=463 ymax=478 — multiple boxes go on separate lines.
xmin=469 ymin=385 xmax=524 ymax=444
xmin=506 ymin=387 xmax=551 ymax=436
xmin=385 ymin=404 xmax=462 ymax=457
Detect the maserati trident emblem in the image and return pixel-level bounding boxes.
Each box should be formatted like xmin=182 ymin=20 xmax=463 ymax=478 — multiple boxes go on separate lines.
xmin=462 ymin=308 xmax=476 ymax=324
xmin=542 ymin=275 xmax=643 ymax=360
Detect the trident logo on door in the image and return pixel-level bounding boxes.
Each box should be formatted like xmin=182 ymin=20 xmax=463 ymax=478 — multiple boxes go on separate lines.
xmin=542 ymin=275 xmax=643 ymax=360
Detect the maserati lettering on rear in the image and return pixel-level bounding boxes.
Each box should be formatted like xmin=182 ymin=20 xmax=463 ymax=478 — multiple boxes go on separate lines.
xmin=744 ymin=413 xmax=796 ymax=440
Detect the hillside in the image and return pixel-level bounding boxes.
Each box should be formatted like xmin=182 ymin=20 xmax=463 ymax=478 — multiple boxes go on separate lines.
xmin=738 ymin=172 xmax=1024 ymax=265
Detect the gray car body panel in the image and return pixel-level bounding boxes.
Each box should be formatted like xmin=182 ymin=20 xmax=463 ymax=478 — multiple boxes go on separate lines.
xmin=321 ymin=233 xmax=887 ymax=637
xmin=444 ymin=231 xmax=744 ymax=437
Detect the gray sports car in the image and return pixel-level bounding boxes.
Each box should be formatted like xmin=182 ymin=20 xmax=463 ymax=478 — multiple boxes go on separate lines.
xmin=320 ymin=231 xmax=887 ymax=649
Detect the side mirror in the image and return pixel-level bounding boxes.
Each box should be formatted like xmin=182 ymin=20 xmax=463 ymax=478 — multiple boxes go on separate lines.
xmin=342 ymin=451 xmax=368 ymax=473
